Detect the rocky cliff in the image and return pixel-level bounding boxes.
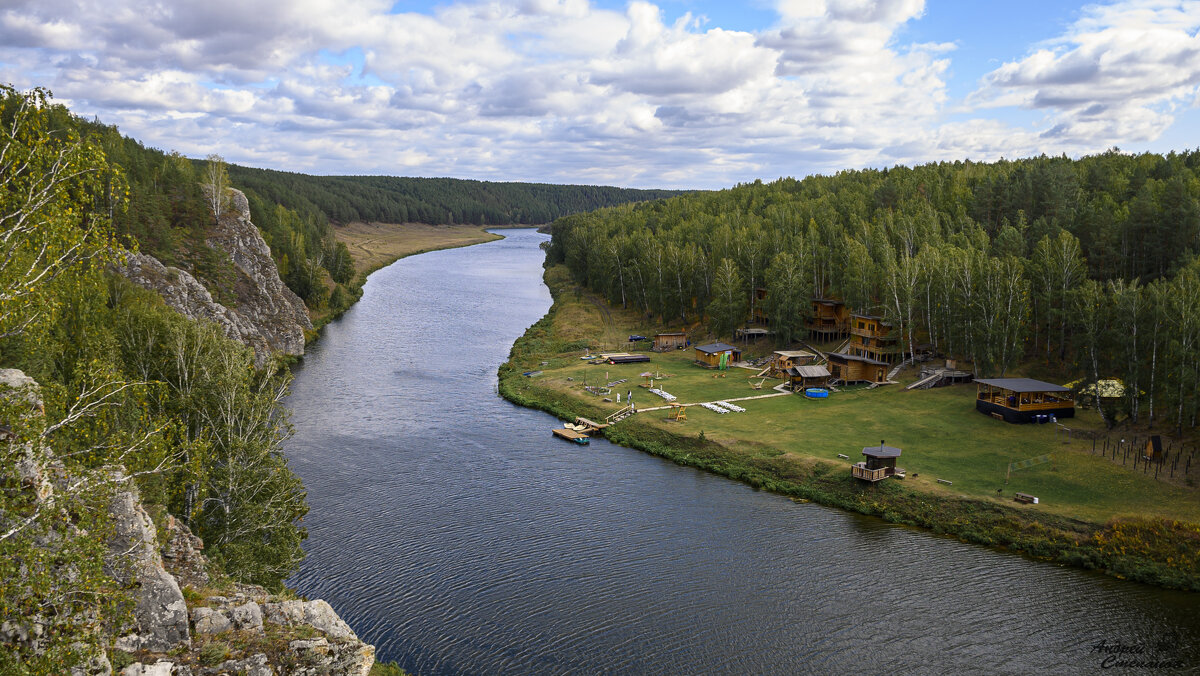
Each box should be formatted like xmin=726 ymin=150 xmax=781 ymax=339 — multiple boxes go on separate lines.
xmin=118 ymin=188 xmax=312 ymax=366
xmin=1 ymin=370 xmax=373 ymax=676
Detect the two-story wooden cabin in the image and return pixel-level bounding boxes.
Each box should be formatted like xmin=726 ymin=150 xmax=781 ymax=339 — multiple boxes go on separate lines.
xmin=975 ymin=378 xmax=1074 ymax=423
xmin=808 ymin=298 xmax=850 ymax=340
xmin=769 ymin=350 xmax=816 ymax=377
xmin=694 ymin=342 xmax=742 ymax=368
xmin=653 ymin=332 xmax=688 ymax=351
xmin=852 ymin=443 xmax=903 ymax=482
xmin=827 ymin=352 xmax=888 ymax=384
xmin=848 ymin=313 xmax=901 ymax=364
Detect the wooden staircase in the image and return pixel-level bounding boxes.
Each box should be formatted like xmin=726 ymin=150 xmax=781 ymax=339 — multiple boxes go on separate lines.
xmin=606 ymin=405 xmax=634 ymax=424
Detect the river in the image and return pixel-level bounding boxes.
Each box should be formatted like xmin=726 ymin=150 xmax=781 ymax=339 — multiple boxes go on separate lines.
xmin=284 ymin=228 xmax=1198 ymax=675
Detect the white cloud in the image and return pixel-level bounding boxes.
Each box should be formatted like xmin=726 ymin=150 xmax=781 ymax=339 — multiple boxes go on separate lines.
xmin=5 ymin=0 xmax=1196 ymax=189
xmin=970 ymin=0 xmax=1200 ymax=144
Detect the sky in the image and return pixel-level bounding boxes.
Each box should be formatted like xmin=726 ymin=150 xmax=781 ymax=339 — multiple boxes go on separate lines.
xmin=2 ymin=0 xmax=1199 ymax=189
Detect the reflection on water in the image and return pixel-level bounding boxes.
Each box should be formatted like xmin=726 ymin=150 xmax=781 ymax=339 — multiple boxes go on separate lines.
xmin=285 ymin=229 xmax=1198 ymax=675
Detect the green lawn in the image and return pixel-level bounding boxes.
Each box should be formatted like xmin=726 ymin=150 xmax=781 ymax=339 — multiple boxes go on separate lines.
xmin=528 ymin=297 xmax=1200 ymax=528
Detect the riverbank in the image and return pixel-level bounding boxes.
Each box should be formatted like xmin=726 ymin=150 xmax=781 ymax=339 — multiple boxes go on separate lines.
xmin=335 ymin=222 xmax=507 ymax=277
xmin=499 ymin=265 xmax=1200 ymax=591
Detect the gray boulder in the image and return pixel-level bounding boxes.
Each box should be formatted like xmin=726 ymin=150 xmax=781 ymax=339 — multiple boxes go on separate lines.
xmin=263 ymin=600 xmax=356 ymax=639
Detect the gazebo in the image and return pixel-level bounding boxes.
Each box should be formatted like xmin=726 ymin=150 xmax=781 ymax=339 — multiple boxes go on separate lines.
xmin=852 ymin=442 xmax=903 ymax=482
xmin=975 ymin=378 xmax=1075 ymax=423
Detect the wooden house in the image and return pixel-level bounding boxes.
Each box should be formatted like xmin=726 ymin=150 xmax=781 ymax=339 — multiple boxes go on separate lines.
xmin=975 ymin=378 xmax=1074 ymax=423
xmin=770 ymin=350 xmax=816 ymax=377
xmin=848 ymin=313 xmax=901 ymax=364
xmin=852 ymin=443 xmax=903 ymax=482
xmin=788 ymin=364 xmax=831 ymax=390
xmin=694 ymin=342 xmax=742 ymax=368
xmin=653 ymin=332 xmax=688 ymax=351
xmin=827 ymin=352 xmax=888 ymax=384
xmin=808 ymin=299 xmax=850 ymax=340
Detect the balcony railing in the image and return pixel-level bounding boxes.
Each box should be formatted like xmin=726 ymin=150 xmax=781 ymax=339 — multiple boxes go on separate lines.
xmin=851 ymin=463 xmax=888 ymax=482
xmin=850 ymin=326 xmax=893 ymax=339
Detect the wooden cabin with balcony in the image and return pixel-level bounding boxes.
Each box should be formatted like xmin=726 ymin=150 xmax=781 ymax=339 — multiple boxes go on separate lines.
xmin=975 ymin=378 xmax=1075 ymax=423
xmin=808 ymin=298 xmax=850 ymax=340
xmin=827 ymin=352 xmax=888 ymax=384
xmin=769 ymin=350 xmax=816 ymax=377
xmin=653 ymin=332 xmax=688 ymax=352
xmin=694 ymin=342 xmax=742 ymax=368
xmin=852 ymin=443 xmax=903 ymax=482
xmin=848 ymin=313 xmax=901 ymax=364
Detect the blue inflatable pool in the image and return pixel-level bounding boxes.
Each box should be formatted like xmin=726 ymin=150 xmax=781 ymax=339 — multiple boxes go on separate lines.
xmin=804 ymin=388 xmax=830 ymax=399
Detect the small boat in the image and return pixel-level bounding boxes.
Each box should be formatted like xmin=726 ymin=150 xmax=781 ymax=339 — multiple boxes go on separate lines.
xmin=552 ymin=427 xmax=590 ymax=444
xmin=522 ymin=370 xmax=542 ymax=377
xmin=804 ymin=388 xmax=830 ymax=399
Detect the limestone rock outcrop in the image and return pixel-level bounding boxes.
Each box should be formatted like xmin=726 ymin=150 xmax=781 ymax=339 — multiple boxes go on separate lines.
xmin=203 ymin=189 xmax=312 ymax=358
xmin=105 ymin=482 xmax=191 ymax=654
xmin=116 ymin=188 xmax=311 ymax=366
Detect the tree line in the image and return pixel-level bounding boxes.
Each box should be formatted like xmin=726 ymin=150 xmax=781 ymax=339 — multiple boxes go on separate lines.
xmin=546 ymin=154 xmax=1200 ymax=433
xmin=227 ymin=165 xmax=686 ymax=228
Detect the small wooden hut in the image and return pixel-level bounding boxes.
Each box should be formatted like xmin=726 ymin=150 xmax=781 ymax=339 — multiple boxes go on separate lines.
xmin=974 ymin=378 xmax=1074 ymax=423
xmin=848 ymin=313 xmax=901 ymax=364
xmin=788 ymin=364 xmax=830 ymax=390
xmin=1143 ymin=435 xmax=1163 ymax=461
xmin=694 ymin=342 xmax=742 ymax=368
xmin=827 ymin=352 xmax=888 ymax=384
xmin=808 ymin=298 xmax=850 ymax=340
xmin=770 ymin=350 xmax=816 ymax=377
xmin=653 ymin=332 xmax=688 ymax=351
xmin=852 ymin=442 xmax=903 ymax=482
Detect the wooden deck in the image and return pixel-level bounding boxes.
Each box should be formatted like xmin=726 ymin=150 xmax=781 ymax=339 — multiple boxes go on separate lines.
xmin=552 ymin=427 xmax=590 ymax=443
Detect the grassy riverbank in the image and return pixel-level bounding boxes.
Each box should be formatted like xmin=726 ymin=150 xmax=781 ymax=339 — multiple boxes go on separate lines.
xmin=334 ymin=221 xmax=506 ymax=277
xmin=499 ymin=265 xmax=1200 ymax=591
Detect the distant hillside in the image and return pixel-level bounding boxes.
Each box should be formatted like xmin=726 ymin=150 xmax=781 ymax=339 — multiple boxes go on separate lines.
xmin=226 ymin=165 xmax=688 ymax=226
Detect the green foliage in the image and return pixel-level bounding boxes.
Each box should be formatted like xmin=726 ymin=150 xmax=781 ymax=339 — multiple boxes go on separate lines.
xmin=228 ymin=164 xmax=684 ymax=227
xmin=0 ymin=87 xmax=311 ymax=671
xmin=199 ymin=640 xmax=231 ymax=666
xmin=370 ymin=661 xmax=412 ymax=676
xmin=549 ymin=154 xmax=1200 ymax=429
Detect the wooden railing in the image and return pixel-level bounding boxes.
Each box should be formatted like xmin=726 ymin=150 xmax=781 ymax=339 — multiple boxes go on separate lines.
xmin=851 ymin=464 xmax=888 ymax=482
xmin=850 ymin=326 xmax=893 ymax=339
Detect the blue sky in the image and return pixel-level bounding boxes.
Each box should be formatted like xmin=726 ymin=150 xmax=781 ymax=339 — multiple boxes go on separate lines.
xmin=2 ymin=0 xmax=1198 ymax=188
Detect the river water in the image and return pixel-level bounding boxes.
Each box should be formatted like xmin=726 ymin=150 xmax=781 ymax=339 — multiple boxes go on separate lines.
xmin=284 ymin=228 xmax=1198 ymax=675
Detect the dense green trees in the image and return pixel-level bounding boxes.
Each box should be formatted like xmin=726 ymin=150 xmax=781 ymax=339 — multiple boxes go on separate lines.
xmin=1 ymin=86 xmax=308 ymax=671
xmin=227 ymin=165 xmax=684 ymax=228
xmin=548 ymin=152 xmax=1200 ymax=431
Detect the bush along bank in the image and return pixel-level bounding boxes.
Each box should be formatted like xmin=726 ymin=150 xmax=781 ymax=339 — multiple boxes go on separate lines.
xmin=497 ymin=272 xmax=1200 ymax=593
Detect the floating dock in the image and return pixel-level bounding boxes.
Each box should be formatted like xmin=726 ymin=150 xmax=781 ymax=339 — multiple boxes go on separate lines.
xmin=552 ymin=427 xmax=591 ymax=444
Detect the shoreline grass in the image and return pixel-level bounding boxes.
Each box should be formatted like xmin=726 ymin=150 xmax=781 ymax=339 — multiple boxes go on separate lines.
xmin=498 ymin=265 xmax=1200 ymax=592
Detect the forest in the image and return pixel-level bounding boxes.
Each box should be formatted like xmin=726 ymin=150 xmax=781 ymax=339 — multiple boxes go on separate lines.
xmin=227 ymin=165 xmax=685 ymax=228
xmin=545 ymin=152 xmax=1200 ymax=433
